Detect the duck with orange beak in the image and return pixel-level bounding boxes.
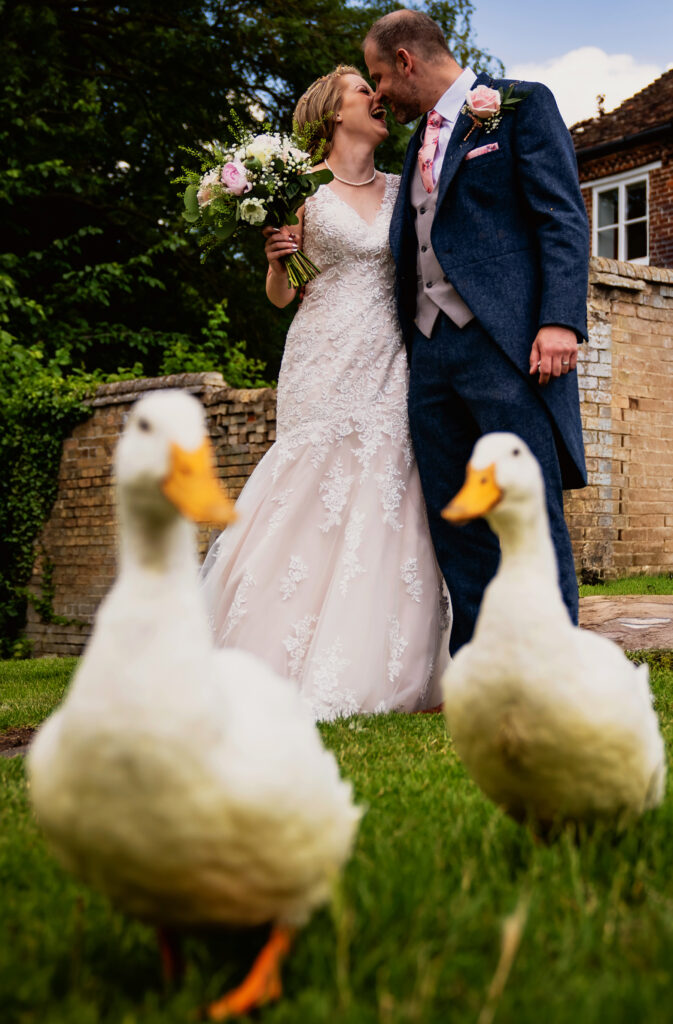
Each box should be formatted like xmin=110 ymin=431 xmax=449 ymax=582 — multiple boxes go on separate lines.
xmin=27 ymin=390 xmax=361 ymax=1019
xmin=439 ymin=432 xmax=665 ymax=829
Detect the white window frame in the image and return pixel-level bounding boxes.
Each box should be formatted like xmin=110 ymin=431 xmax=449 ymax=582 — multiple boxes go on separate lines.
xmin=583 ymin=163 xmax=661 ymax=265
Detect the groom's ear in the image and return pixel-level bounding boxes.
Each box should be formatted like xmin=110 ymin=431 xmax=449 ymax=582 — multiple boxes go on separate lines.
xmin=395 ymin=47 xmax=414 ymax=77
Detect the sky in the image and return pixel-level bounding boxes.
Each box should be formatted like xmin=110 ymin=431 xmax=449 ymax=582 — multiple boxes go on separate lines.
xmin=468 ymin=0 xmax=673 ymax=125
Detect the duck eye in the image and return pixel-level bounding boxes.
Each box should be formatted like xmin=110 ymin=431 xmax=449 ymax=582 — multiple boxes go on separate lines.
xmin=512 ymin=448 xmax=521 ymax=456
xmin=138 ymin=418 xmax=151 ymax=432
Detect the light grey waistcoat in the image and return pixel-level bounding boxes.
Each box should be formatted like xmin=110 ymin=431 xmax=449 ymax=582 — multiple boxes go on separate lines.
xmin=411 ymin=162 xmax=474 ymax=337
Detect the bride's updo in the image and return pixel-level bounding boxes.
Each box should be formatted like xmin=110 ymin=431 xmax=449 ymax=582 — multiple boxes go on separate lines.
xmin=293 ymin=65 xmax=360 ymax=159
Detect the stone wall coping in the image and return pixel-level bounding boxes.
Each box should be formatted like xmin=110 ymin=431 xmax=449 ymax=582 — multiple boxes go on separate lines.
xmin=589 ymin=256 xmax=673 ymax=286
xmin=90 ymin=372 xmax=228 ymax=407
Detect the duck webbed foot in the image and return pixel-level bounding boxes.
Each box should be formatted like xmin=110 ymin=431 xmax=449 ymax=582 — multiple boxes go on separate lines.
xmin=206 ymin=925 xmax=293 ymax=1021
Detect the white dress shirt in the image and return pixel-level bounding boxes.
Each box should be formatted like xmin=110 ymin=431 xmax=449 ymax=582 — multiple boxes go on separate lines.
xmin=428 ymin=67 xmax=477 ymax=187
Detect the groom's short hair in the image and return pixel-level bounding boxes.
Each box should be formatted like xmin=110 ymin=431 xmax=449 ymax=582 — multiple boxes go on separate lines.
xmin=364 ymin=9 xmax=452 ymax=64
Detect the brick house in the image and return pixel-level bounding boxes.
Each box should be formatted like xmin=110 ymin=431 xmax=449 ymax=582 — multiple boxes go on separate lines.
xmin=570 ymin=69 xmax=673 ymax=268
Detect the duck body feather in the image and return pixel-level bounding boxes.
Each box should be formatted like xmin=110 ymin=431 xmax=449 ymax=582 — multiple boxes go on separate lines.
xmin=445 ymin=569 xmax=665 ymax=825
xmin=30 ymin=563 xmax=360 ymax=927
xmin=442 ymin=433 xmax=666 ymax=827
xmin=28 ymin=393 xmax=360 ymax=930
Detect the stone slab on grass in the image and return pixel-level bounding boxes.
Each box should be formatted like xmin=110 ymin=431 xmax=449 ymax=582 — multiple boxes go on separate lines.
xmin=579 ymin=595 xmax=673 ymax=649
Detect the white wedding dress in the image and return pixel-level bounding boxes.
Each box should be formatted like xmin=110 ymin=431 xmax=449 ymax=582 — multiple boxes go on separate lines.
xmin=201 ymin=173 xmax=450 ymax=720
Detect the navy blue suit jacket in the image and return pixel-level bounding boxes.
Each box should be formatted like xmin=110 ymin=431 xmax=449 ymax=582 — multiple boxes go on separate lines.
xmin=390 ymin=72 xmax=589 ymax=488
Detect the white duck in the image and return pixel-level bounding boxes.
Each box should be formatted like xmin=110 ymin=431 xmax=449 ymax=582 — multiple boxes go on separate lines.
xmin=441 ymin=432 xmax=666 ymax=829
xmin=27 ymin=390 xmax=361 ymax=1019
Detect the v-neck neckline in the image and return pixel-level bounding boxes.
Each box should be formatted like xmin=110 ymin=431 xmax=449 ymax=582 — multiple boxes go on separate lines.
xmin=322 ymin=173 xmax=390 ymax=228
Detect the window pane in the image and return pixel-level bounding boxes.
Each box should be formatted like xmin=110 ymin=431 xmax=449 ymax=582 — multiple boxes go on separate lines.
xmin=597 ymin=227 xmax=618 ymax=258
xmin=626 ymin=181 xmax=646 ymax=221
xmin=627 ymin=220 xmax=647 ymax=260
xmin=598 ymin=188 xmax=618 ymax=228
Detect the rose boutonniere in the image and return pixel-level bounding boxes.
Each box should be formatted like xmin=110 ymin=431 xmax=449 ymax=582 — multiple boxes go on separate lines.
xmin=462 ymin=84 xmax=527 ymax=140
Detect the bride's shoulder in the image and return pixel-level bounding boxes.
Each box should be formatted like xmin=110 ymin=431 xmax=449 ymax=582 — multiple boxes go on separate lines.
xmin=385 ymin=172 xmax=401 ymax=195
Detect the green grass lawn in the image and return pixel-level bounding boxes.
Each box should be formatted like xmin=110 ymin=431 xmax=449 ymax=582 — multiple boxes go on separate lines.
xmin=579 ymin=573 xmax=673 ymax=598
xmin=2 ymin=655 xmax=673 ymax=1024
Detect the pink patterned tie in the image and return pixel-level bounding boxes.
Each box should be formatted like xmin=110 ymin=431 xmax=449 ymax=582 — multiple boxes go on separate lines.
xmin=418 ymin=109 xmax=443 ymax=193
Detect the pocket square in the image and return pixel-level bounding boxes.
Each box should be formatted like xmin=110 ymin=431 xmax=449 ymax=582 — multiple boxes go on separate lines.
xmin=465 ymin=143 xmax=500 ymax=161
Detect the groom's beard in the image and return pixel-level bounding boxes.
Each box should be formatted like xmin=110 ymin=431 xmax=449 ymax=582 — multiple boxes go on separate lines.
xmin=388 ymin=80 xmax=424 ymax=125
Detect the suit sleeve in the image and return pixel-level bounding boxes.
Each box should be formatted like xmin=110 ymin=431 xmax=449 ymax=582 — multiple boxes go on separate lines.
xmin=513 ymin=82 xmax=590 ymax=341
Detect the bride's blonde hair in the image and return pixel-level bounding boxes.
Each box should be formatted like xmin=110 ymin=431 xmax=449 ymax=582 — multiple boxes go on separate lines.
xmin=293 ymin=65 xmax=361 ymax=159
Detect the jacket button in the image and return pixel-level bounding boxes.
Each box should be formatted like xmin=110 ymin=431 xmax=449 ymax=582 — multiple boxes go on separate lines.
xmin=420 ymin=206 xmax=426 ymax=214
xmin=426 ymin=281 xmax=433 ymax=288
xmin=421 ymin=245 xmax=428 ymax=253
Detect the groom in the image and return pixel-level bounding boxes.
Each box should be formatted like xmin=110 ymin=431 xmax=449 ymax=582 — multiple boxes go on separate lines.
xmin=364 ymin=10 xmax=590 ymax=655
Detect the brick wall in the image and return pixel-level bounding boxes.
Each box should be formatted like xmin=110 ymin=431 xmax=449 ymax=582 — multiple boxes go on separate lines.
xmin=564 ymin=256 xmax=673 ymax=577
xmin=25 ymin=373 xmax=276 ymax=657
xmin=24 ymin=259 xmax=673 ymax=654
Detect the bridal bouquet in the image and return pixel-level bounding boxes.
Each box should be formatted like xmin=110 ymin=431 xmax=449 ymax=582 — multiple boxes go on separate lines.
xmin=177 ymin=118 xmax=333 ymax=288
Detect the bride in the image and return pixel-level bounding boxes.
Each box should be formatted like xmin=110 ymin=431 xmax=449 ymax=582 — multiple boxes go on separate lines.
xmin=201 ymin=65 xmax=450 ymax=720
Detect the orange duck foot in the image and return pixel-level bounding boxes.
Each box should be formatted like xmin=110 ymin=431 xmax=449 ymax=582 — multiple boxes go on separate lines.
xmin=207 ymin=926 xmax=293 ymax=1021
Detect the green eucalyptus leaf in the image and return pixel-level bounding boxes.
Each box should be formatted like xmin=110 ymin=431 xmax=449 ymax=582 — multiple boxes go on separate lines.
xmin=213 ymin=221 xmax=237 ymax=240
xmin=183 ymin=184 xmax=200 ymax=218
xmin=308 ymin=168 xmax=334 ymax=185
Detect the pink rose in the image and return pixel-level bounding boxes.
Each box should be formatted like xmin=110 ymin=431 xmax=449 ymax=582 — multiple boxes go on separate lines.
xmin=466 ymin=85 xmax=501 ymax=119
xmin=221 ymin=160 xmax=252 ymax=196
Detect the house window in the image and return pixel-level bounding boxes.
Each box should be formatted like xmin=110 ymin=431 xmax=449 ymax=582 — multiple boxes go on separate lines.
xmin=590 ymin=169 xmax=653 ymax=264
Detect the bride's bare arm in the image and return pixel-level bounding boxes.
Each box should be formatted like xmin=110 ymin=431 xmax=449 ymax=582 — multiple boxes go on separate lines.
xmin=264 ymin=207 xmax=305 ymax=308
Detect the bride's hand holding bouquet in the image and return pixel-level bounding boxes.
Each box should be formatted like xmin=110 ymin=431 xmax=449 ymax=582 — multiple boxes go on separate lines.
xmin=176 ymin=117 xmax=332 ymax=289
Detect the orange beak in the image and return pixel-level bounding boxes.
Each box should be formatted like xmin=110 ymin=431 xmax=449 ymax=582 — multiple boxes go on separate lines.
xmin=161 ymin=439 xmax=237 ymax=527
xmin=441 ymin=462 xmax=502 ymax=525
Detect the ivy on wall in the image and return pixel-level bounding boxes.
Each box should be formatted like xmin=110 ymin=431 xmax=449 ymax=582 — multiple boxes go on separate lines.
xmin=0 ymin=337 xmax=96 ymax=656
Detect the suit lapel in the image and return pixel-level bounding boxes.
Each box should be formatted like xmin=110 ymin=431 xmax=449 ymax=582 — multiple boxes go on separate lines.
xmin=435 ymin=71 xmax=492 ymax=210
xmin=390 ymin=117 xmax=425 ymax=263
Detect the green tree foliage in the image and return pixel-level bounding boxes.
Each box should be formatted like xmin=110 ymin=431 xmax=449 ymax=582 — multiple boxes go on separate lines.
xmin=1 ymin=0 xmax=501 ymax=379
xmin=0 ymin=0 xmax=499 ymax=651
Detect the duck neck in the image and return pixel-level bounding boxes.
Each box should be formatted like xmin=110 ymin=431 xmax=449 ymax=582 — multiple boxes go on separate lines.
xmin=118 ymin=502 xmax=197 ymax=581
xmin=491 ymin=502 xmax=558 ymax=581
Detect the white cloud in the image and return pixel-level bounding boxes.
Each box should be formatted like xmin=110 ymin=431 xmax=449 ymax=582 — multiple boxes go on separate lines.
xmin=508 ymin=47 xmax=663 ymax=126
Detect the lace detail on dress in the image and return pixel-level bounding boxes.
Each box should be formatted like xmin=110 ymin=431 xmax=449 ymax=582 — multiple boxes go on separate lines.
xmin=221 ymin=570 xmax=256 ymax=641
xmin=376 ymin=455 xmax=405 ymax=531
xmin=284 ymin=614 xmax=318 ymax=680
xmin=339 ymin=508 xmax=366 ymax=596
xmin=319 ymin=458 xmax=354 ymax=532
xmin=310 ymin=638 xmax=358 ymax=721
xmin=267 ymin=489 xmax=293 ymax=537
xmin=274 ymin=175 xmax=411 ymax=479
xmin=387 ymin=615 xmax=408 ymax=683
xmin=280 ymin=556 xmax=309 ymax=601
xmin=401 ymin=558 xmax=423 ymax=603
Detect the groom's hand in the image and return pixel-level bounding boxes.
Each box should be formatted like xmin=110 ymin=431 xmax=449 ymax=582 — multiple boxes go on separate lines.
xmin=529 ymin=326 xmax=578 ymax=386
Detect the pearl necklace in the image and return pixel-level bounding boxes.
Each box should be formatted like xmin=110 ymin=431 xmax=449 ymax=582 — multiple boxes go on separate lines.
xmin=324 ymin=158 xmax=376 ymax=187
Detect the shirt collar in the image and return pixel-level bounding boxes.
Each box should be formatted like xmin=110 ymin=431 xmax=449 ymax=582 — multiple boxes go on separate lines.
xmin=433 ymin=67 xmax=477 ymax=125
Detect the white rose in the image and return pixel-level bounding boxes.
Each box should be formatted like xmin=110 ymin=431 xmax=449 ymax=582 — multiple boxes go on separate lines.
xmin=239 ymin=197 xmax=267 ymax=225
xmin=246 ymin=133 xmax=279 ymax=166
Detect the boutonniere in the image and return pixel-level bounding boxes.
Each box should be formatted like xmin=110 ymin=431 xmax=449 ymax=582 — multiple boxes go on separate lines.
xmin=462 ymin=84 xmax=527 ymax=140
